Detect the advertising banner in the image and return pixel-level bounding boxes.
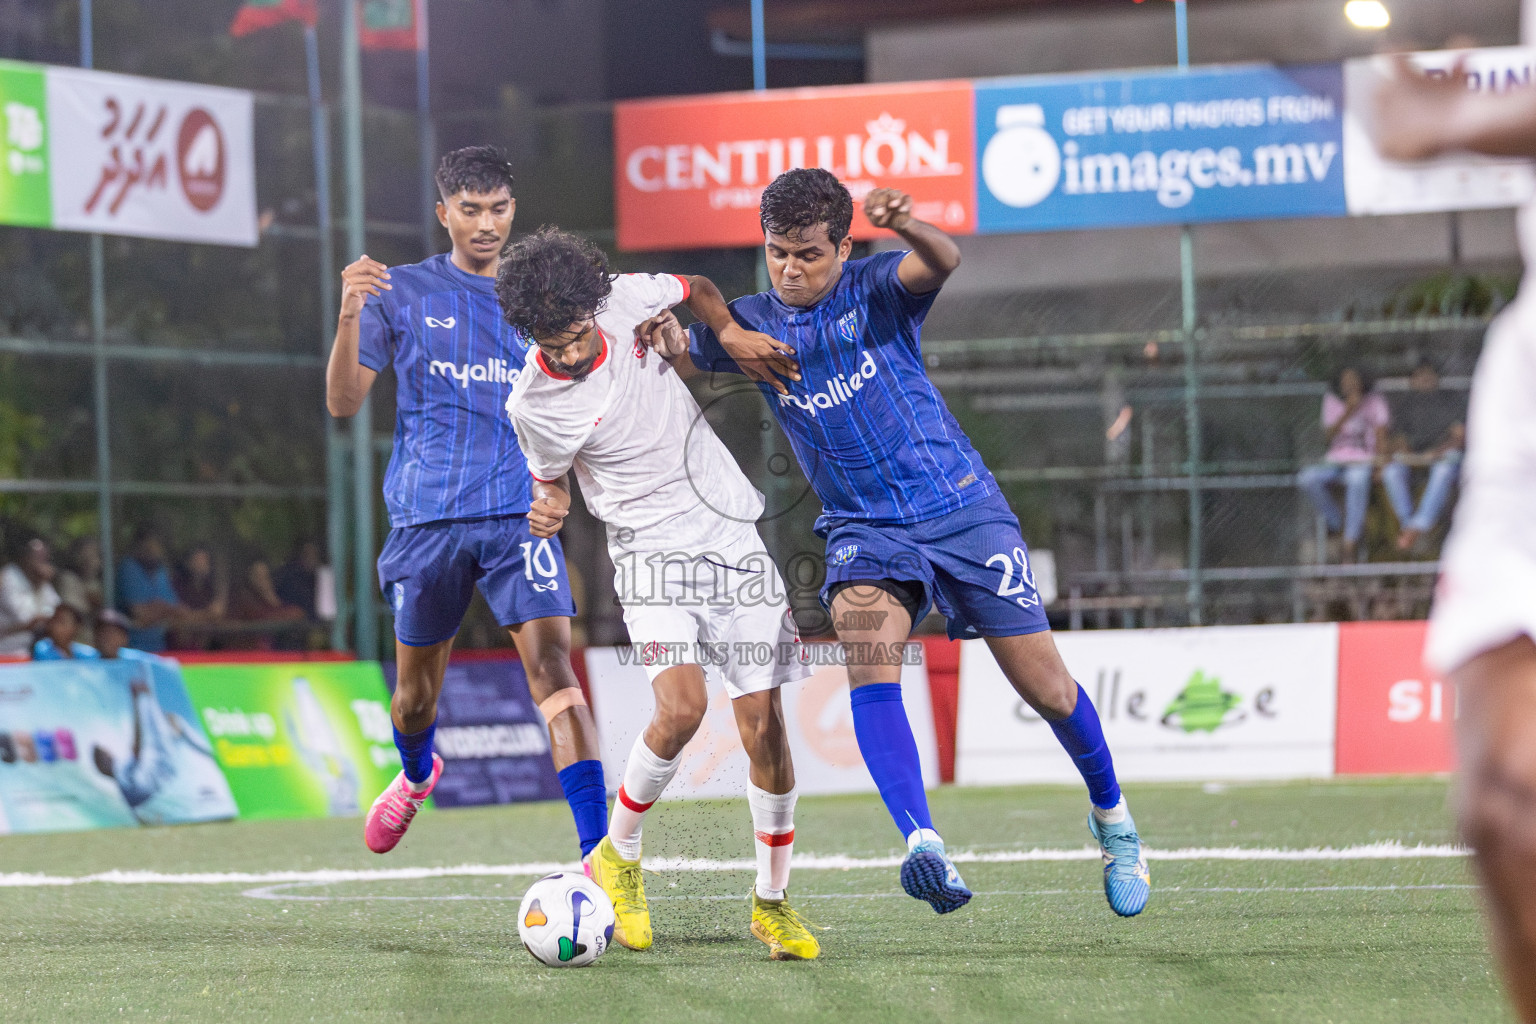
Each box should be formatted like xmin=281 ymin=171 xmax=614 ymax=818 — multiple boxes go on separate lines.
xmin=1344 ymin=47 xmax=1536 ymax=217
xmin=1335 ymin=621 xmax=1455 ymax=775
xmin=584 ymin=644 xmax=938 ymax=799
xmin=0 ymin=60 xmax=50 ymax=227
xmin=47 ymin=65 xmax=257 ymax=246
xmin=975 ymin=64 xmax=1346 ymax=233
xmin=0 ymin=659 xmax=236 ymax=833
xmin=615 ymin=80 xmax=975 ymax=251
xmin=956 ymin=623 xmax=1339 ymax=785
xmin=383 ymin=658 xmax=562 ymax=808
xmin=179 ymin=662 xmax=398 ymax=821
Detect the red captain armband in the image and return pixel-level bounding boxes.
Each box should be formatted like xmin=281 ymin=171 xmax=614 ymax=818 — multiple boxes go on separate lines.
xmin=671 ymin=274 xmax=691 ymax=301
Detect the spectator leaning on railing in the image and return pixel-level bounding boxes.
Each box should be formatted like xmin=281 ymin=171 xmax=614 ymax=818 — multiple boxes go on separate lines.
xmin=1383 ymin=358 xmax=1467 ymax=553
xmin=0 ymin=535 xmax=60 ymax=656
xmin=273 ymin=540 xmax=321 ymax=621
xmin=171 ymin=545 xmax=227 ymax=650
xmin=115 ymin=527 xmax=190 ymax=654
xmin=1297 ymin=366 xmax=1391 ymax=563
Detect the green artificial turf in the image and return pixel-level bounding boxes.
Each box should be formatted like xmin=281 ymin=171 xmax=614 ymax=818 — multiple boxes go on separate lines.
xmin=0 ymin=778 xmax=1506 ymax=1023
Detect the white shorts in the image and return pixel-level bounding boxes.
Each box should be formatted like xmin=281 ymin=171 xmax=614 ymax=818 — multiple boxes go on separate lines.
xmin=611 ymin=520 xmax=810 ymax=699
xmin=1426 ymin=303 xmax=1536 ymax=674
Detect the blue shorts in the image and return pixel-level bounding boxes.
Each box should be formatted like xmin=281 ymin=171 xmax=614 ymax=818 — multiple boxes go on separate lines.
xmin=819 ymin=491 xmax=1050 ymax=641
xmin=377 ymin=516 xmax=576 ymax=647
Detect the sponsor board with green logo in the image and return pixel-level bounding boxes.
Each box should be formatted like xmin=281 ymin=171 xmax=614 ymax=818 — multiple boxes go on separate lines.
xmin=178 ymin=662 xmax=403 ymax=821
xmin=955 ymin=623 xmax=1340 ymax=784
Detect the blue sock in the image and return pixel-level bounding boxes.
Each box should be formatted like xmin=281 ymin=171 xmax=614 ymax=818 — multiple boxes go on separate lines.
xmin=849 ymin=683 xmax=935 ymax=840
xmin=1049 ymin=684 xmax=1122 ymax=810
xmin=393 ymin=721 xmax=437 ymax=785
xmin=557 ymin=759 xmax=608 ymax=857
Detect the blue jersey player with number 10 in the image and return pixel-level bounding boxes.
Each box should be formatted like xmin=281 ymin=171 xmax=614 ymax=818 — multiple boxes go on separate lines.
xmin=687 ymin=168 xmax=1149 ymax=918
xmin=326 ymin=146 xmax=607 ymax=860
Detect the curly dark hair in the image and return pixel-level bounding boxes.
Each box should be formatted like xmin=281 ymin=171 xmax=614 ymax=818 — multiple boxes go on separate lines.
xmin=434 ymin=145 xmax=515 ymax=200
xmin=495 ymin=226 xmax=612 ymax=340
xmin=760 ymin=168 xmax=854 ymax=245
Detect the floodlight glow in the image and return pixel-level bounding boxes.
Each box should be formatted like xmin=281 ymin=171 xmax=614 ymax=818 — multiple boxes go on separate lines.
xmin=1344 ymin=1 xmax=1391 ymax=29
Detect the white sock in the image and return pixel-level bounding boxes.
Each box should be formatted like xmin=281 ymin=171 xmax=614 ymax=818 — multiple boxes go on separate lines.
xmin=607 ymin=735 xmax=682 ymax=862
xmin=749 ymin=783 xmax=797 ymax=900
xmin=1092 ymin=797 xmax=1129 ymax=825
xmin=906 ymin=827 xmax=944 ymax=852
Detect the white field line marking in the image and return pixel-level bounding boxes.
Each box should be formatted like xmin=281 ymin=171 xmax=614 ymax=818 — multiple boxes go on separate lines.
xmin=240 ymin=881 xmax=1478 ymax=903
xmin=0 ymin=842 xmax=1466 ymax=890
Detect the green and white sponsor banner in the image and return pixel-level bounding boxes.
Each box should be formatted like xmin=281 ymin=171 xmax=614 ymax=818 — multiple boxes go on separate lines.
xmin=955 ymin=623 xmax=1340 ymax=785
xmin=179 ymin=662 xmax=400 ymax=821
xmin=0 ymin=60 xmax=49 ymax=227
xmin=0 ymin=60 xmax=255 ymax=246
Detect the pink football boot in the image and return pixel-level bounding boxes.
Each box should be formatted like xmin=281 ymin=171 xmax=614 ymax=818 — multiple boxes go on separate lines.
xmin=364 ymin=753 xmax=443 ymax=853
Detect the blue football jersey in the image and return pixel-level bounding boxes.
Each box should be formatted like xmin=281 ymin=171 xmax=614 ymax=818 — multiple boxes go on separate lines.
xmin=688 ymin=249 xmax=997 ymax=530
xmin=358 ymin=253 xmax=532 ymax=528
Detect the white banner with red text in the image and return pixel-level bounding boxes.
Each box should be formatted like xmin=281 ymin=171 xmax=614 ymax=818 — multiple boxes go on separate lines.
xmin=583 ymin=643 xmax=939 ymax=800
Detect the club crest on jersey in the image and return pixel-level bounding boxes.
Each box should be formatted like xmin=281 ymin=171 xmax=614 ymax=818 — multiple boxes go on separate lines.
xmin=829 ymin=544 xmax=861 ymax=566
xmin=777 ymin=351 xmax=878 ymax=417
xmin=424 ymin=316 xmax=457 ymax=329
xmin=835 ymin=309 xmax=861 ymax=346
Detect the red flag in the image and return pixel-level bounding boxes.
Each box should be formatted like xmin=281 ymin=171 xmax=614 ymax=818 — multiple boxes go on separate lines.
xmin=358 ymin=0 xmax=424 ymax=51
xmin=230 ymin=0 xmax=317 ymax=36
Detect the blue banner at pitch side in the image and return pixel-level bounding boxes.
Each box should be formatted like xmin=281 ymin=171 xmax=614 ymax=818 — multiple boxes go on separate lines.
xmin=384 ymin=658 xmax=562 ymax=808
xmin=975 ymin=64 xmax=1346 ymax=233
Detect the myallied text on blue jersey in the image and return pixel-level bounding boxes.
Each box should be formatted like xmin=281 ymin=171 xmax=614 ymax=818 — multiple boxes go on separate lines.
xmin=358 ymin=253 xmax=534 ymax=528
xmin=688 ymin=249 xmax=998 ymax=532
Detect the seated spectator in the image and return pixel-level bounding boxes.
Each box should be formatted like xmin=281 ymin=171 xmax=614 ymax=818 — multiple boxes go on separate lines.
xmin=174 ymin=546 xmax=225 ymax=615
xmin=115 ymin=527 xmax=190 ymax=653
xmin=1297 ymin=367 xmax=1390 ymax=562
xmin=32 ymin=603 xmax=99 ymax=660
xmin=94 ymin=608 xmax=155 ymax=662
xmin=231 ymin=559 xmax=306 ymax=625
xmin=55 ymin=536 xmax=104 ymax=647
xmin=0 ymin=535 xmax=59 ymax=656
xmin=273 ymin=541 xmax=321 ymax=620
xmin=171 ymin=546 xmax=227 ymax=649
xmin=1383 ymin=359 xmax=1467 ymax=552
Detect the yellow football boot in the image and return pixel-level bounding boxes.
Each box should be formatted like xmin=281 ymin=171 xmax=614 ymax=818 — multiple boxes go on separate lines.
xmin=750 ymin=891 xmax=820 ymax=961
xmin=584 ymin=837 xmax=652 ymax=950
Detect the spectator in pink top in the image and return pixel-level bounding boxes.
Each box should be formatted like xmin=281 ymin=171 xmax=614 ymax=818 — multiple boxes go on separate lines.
xmin=1297 ymin=367 xmax=1391 ymax=562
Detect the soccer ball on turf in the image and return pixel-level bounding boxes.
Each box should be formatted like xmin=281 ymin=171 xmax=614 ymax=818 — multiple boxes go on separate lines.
xmin=517 ymin=872 xmax=615 ymax=968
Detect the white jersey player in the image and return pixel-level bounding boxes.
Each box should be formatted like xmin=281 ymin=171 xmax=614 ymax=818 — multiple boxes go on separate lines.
xmin=1370 ymin=23 xmax=1536 ymax=1023
xmin=495 ymin=227 xmax=819 ymax=962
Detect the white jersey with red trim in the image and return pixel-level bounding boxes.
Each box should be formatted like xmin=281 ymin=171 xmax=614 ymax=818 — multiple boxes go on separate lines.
xmin=1424 ymin=0 xmax=1536 ymax=671
xmin=507 ymin=273 xmax=765 ymax=545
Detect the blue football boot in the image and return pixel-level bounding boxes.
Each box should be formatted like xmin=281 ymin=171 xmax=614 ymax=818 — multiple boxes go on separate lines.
xmin=900 ymin=831 xmax=973 ymax=915
xmin=1088 ymin=806 xmax=1150 ymax=917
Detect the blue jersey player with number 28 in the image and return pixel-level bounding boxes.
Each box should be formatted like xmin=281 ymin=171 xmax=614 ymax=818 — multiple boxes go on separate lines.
xmin=326 ymin=146 xmax=608 ymax=861
xmin=686 ymin=168 xmax=1149 ymax=917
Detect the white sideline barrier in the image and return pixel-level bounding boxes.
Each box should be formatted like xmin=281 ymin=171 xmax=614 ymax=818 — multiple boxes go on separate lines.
xmin=584 ymin=644 xmax=939 ymax=799
xmin=956 ymin=624 xmax=1340 ymax=785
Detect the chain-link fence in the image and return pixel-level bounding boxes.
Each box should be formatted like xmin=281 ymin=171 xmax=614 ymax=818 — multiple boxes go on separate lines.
xmin=0 ymin=79 xmax=1507 ymax=649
